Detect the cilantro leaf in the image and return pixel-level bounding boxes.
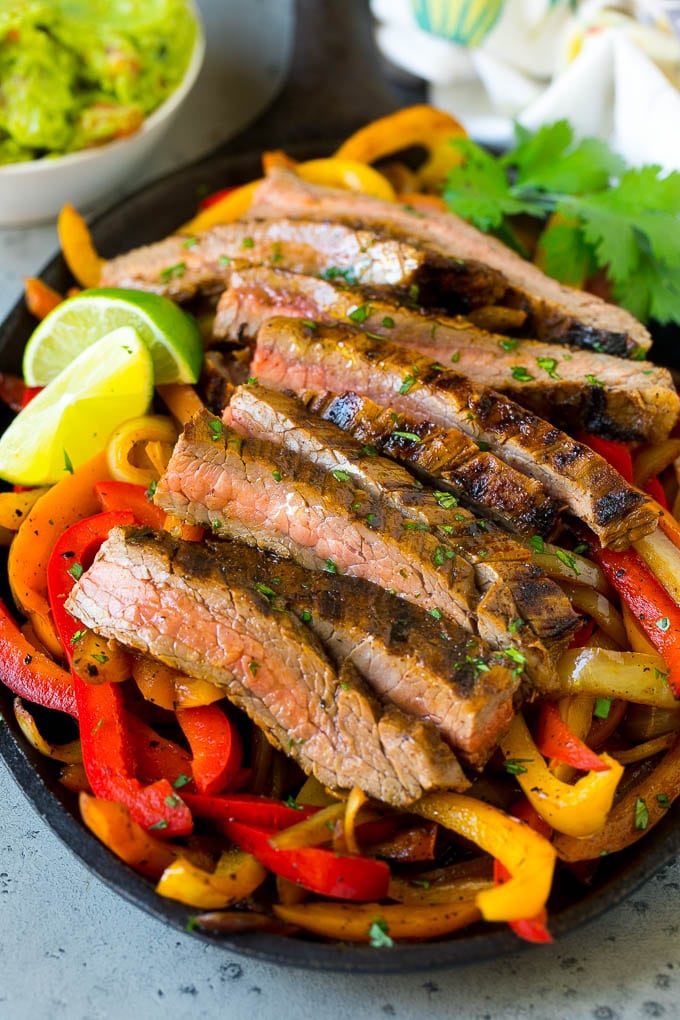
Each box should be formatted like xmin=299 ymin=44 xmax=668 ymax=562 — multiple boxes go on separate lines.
xmin=507 ymin=120 xmax=625 ymax=195
xmin=535 ymin=217 xmax=598 ymax=288
xmin=444 ymin=138 xmax=544 ymax=230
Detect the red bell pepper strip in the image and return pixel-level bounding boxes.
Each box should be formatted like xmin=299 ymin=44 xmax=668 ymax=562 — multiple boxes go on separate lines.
xmin=576 ymin=433 xmax=633 ymax=483
xmin=182 ymin=792 xmax=317 ymax=829
xmin=0 ymin=595 xmax=77 ymax=716
xmin=47 ymin=511 xmax=192 ymax=836
xmin=223 ymin=820 xmax=391 ymax=901
xmin=535 ymin=701 xmax=610 ymax=773
xmin=127 ymin=714 xmax=194 ymax=788
xmin=176 ymin=704 xmax=243 ymax=795
xmin=197 ymin=186 xmax=237 ymax=210
xmin=644 ymin=476 xmax=669 ymax=510
xmin=588 ymin=541 xmax=680 ymax=697
xmin=493 ymin=860 xmax=553 ymax=944
xmin=93 ymin=480 xmax=167 ymax=530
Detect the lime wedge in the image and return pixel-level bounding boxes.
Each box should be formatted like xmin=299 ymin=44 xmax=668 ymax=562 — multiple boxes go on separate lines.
xmin=0 ymin=326 xmax=153 ymax=486
xmin=23 ymin=287 xmax=203 ymax=387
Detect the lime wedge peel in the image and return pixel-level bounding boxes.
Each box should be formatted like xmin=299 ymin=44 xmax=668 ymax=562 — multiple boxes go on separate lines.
xmin=0 ymin=326 xmax=154 ymax=487
xmin=22 ymin=287 xmax=203 ymax=387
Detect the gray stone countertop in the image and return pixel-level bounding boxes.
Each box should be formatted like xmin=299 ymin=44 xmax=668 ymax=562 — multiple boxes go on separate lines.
xmin=0 ymin=2 xmax=678 ymax=1016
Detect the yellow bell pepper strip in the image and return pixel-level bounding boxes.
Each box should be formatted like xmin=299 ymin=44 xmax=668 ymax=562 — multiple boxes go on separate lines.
xmin=0 ymin=595 xmax=77 ymax=716
xmin=24 ymin=277 xmax=63 ymax=320
xmin=48 ymin=511 xmax=192 ymax=837
xmin=294 ymin=158 xmax=396 ymax=202
xmin=334 ymin=104 xmax=467 ymax=190
xmin=183 ymin=180 xmax=261 ymax=233
xmin=412 ymin=792 xmax=556 ymax=922
xmin=105 ymin=415 xmax=178 ymax=489
xmin=557 ymin=648 xmax=676 ymax=708
xmin=554 ymin=735 xmax=680 ymax=861
xmin=176 ymin=704 xmax=243 ymax=795
xmin=13 ymin=697 xmax=82 ymax=763
xmin=498 ymin=714 xmax=623 ymax=838
xmin=273 ymin=900 xmax=481 ymax=943
xmin=0 ymin=487 xmax=49 ymax=532
xmin=493 ymin=859 xmax=553 ymax=944
xmin=156 ymin=849 xmax=267 ymax=909
xmin=341 ymin=786 xmax=368 ymax=855
xmin=57 ymin=204 xmax=104 ymax=288
xmin=8 ymin=449 xmax=109 ymax=657
xmin=79 ymin=793 xmax=177 ymax=879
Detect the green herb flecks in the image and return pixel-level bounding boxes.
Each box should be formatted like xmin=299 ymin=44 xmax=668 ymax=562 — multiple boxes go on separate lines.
xmin=634 ymin=797 xmax=649 ymax=831
xmin=159 ymin=262 xmax=186 ymax=283
xmin=368 ymin=918 xmax=394 ymax=949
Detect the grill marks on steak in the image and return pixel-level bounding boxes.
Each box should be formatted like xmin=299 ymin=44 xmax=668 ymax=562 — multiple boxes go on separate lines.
xmin=66 ymin=527 xmax=468 ymax=804
xmin=154 ymin=410 xmax=481 ymax=632
xmin=247 ymin=167 xmax=651 ymax=355
xmin=203 ymin=537 xmax=517 ymax=765
xmin=225 ymin=383 xmax=578 ymax=687
xmin=215 ymin=268 xmax=678 ymax=443
xmin=306 ymin=389 xmax=561 ymax=539
xmin=251 ymin=318 xmax=657 ymax=550
xmin=100 ymin=218 xmax=504 ymax=314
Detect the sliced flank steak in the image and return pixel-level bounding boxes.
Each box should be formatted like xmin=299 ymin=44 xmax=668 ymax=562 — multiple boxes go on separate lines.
xmin=225 ymin=382 xmax=579 ymax=686
xmin=305 ymin=389 xmax=561 ymax=539
xmin=100 ymin=218 xmax=504 ymax=313
xmin=154 ymin=410 xmax=480 ymax=632
xmin=247 ymin=167 xmax=651 ymax=356
xmin=215 ymin=268 xmax=678 ymax=443
xmin=65 ymin=527 xmax=469 ymax=804
xmin=251 ymin=318 xmax=658 ymax=550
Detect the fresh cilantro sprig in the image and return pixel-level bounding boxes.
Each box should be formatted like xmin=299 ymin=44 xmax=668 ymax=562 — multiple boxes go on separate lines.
xmin=442 ymin=120 xmax=680 ymax=326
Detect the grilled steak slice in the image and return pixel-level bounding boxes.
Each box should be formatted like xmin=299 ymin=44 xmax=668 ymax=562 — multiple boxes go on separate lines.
xmin=66 ymin=527 xmax=468 ymax=804
xmin=100 ymin=218 xmax=504 ymax=313
xmin=247 ymin=167 xmax=651 ymax=356
xmin=251 ymin=318 xmax=657 ymax=549
xmin=154 ymin=410 xmax=481 ymax=632
xmin=225 ymin=382 xmax=578 ymax=687
xmin=216 ymin=268 xmax=678 ymax=443
xmin=204 ymin=537 xmax=519 ymax=765
xmin=306 ymin=389 xmax=561 ymax=539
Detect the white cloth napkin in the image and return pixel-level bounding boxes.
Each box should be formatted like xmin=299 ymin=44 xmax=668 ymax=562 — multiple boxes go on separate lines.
xmin=373 ymin=0 xmax=680 ymax=171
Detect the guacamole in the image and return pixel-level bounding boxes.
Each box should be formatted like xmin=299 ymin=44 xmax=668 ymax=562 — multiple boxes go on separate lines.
xmin=0 ymin=0 xmax=197 ymax=164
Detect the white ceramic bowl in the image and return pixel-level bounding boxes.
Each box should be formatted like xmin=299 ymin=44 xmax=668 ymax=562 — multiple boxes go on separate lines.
xmin=0 ymin=12 xmax=205 ymax=228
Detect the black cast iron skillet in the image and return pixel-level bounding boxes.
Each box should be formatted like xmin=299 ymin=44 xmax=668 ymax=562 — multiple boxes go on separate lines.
xmin=1 ymin=0 xmax=679 ymax=973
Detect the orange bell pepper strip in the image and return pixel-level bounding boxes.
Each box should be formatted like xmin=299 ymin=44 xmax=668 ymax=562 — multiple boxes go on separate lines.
xmin=176 ymin=704 xmax=243 ymax=795
xmin=8 ymin=449 xmax=109 ymax=657
xmin=24 ymin=277 xmax=63 ymax=320
xmin=47 ymin=512 xmax=192 ymax=837
xmin=273 ymin=900 xmax=480 ymax=943
xmin=498 ymin=714 xmax=623 ymax=838
xmin=413 ymin=791 xmax=556 ymax=922
xmin=79 ymin=793 xmax=178 ymax=879
xmin=587 ymin=541 xmax=680 ymax=696
xmin=131 ymin=655 xmax=224 ymax=710
xmin=535 ymin=701 xmax=610 ymax=773
xmin=182 ymin=180 xmax=261 ymax=233
xmin=93 ymin=480 xmax=167 ymax=530
xmin=156 ymin=849 xmax=267 ymax=910
xmin=57 ymin=203 xmax=103 ymax=288
xmin=0 ymin=595 xmax=76 ymax=716
xmin=334 ymin=105 xmax=467 ymax=190
xmin=157 ymin=383 xmax=205 ymax=424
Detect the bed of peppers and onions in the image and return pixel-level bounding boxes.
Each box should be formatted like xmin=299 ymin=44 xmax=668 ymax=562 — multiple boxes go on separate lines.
xmin=2 ymin=106 xmax=680 ymax=947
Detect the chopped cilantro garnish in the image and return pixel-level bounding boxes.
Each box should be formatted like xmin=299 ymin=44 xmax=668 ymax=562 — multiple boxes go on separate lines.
xmin=70 ymin=628 xmax=87 ymax=644
xmin=300 ymin=610 xmax=312 ymax=623
xmin=332 ymin=469 xmax=351 ymax=482
xmin=529 ymin=535 xmax=545 ymax=554
xmin=586 ymin=374 xmax=605 ymax=387
xmin=634 ymin=797 xmax=649 ymax=831
xmin=249 ymin=661 xmax=260 ymax=676
xmin=399 ymin=375 xmax=417 ymax=395
xmin=657 ymin=793 xmax=671 ymax=810
xmin=392 ymin=431 xmax=421 ymax=442
xmin=145 ymin=479 xmax=157 ymax=501
xmin=434 ymin=490 xmax=459 ymax=509
xmin=272 ymin=469 xmax=282 ymax=482
xmin=148 ymin=819 xmax=169 ymax=831
xmin=368 ymin=918 xmax=394 ymax=949
xmin=68 ymin=562 xmax=83 ymax=581
xmin=554 ymin=549 xmax=581 ymax=575
xmin=173 ymin=774 xmax=192 ymax=790
xmin=381 ymin=316 xmax=394 ymax=328
xmin=536 ymin=356 xmax=561 ymax=379
xmin=63 ymin=449 xmax=74 ymax=474
xmin=656 ymin=616 xmax=671 ymax=632
xmin=450 ymin=351 xmax=460 ymax=363
xmin=511 ymin=366 xmax=534 ymax=382
xmin=208 ymin=419 xmax=223 ymax=442
xmin=499 ymin=338 xmax=518 ymax=351
xmin=593 ymin=698 xmax=611 ymax=719
xmin=348 ymin=302 xmax=372 ymax=324
xmin=241 ymin=236 xmax=255 ymax=249
xmin=284 ymin=795 xmax=304 ymax=811
xmin=159 ymin=262 xmax=186 ymax=282
xmin=429 ymin=608 xmax=442 ymax=620
xmin=325 ymin=559 xmax=338 ymax=574
xmin=503 ymin=758 xmax=532 ymax=776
